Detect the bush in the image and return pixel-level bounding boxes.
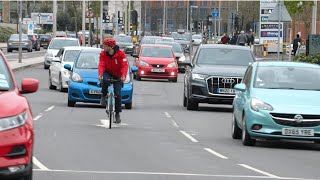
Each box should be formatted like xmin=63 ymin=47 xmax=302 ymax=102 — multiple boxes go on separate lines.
xmin=0 ymin=27 xmax=16 ymax=42
xmin=293 ymin=53 xmax=320 ymax=64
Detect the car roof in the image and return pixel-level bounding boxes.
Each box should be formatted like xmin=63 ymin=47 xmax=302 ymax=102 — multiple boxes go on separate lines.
xmin=52 ymin=37 xmax=78 ymax=40
xmin=199 ymin=44 xmax=252 ymax=50
xmin=256 ymin=61 xmax=320 ymax=68
xmin=63 ymin=46 xmax=96 ymax=50
xmin=141 ymin=44 xmax=172 ymax=48
xmin=156 ymin=42 xmax=180 ymax=46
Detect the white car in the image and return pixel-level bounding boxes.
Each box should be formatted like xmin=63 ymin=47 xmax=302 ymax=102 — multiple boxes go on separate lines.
xmin=155 ymin=37 xmax=175 ymax=43
xmin=48 ymin=47 xmax=96 ymax=92
xmin=192 ymin=34 xmax=202 ymax=45
xmin=44 ymin=37 xmax=80 ymax=69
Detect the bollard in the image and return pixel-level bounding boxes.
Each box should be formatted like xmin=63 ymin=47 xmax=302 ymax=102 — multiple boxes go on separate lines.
xmin=263 ymin=42 xmax=268 ymax=57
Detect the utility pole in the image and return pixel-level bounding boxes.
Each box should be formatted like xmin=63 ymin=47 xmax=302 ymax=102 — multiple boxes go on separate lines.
xmin=88 ymin=1 xmax=92 ymax=47
xmin=53 ymin=0 xmax=57 ymax=37
xmin=218 ymin=0 xmax=221 ymax=37
xmin=277 ymin=0 xmax=281 ymax=60
xmin=163 ymin=0 xmax=165 ymax=35
xmin=100 ymin=0 xmax=103 ymax=46
xmin=82 ymin=0 xmax=86 ymax=46
xmin=128 ymin=1 xmax=131 ymax=35
xmin=186 ymin=1 xmax=189 ymax=31
xmin=18 ymin=0 xmax=22 ymax=63
xmin=311 ymin=0 xmax=317 ymax=34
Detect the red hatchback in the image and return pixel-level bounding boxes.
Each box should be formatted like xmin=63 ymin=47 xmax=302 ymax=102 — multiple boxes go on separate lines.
xmin=0 ymin=51 xmax=39 ymax=179
xmin=133 ymin=44 xmax=178 ymax=82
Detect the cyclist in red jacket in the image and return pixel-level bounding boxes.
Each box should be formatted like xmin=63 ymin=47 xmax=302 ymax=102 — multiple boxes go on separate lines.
xmin=98 ymin=38 xmax=128 ymax=123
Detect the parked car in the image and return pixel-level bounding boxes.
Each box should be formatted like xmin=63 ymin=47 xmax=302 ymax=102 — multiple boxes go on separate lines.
xmin=48 ymin=46 xmax=92 ymax=92
xmin=114 ymin=34 xmax=134 ymax=54
xmin=56 ymin=31 xmax=67 ymax=37
xmin=7 ymin=34 xmax=33 ymax=52
xmin=44 ymin=37 xmax=80 ymax=69
xmin=155 ymin=41 xmax=187 ymax=72
xmin=232 ymin=61 xmax=320 ymax=146
xmin=0 ymin=50 xmax=39 ymax=180
xmin=183 ymin=44 xmax=255 ymax=110
xmin=65 ymin=48 xmax=134 ymax=109
xmin=39 ymin=34 xmax=52 ymax=48
xmin=27 ymin=34 xmax=41 ymax=51
xmin=133 ymin=44 xmax=178 ymax=82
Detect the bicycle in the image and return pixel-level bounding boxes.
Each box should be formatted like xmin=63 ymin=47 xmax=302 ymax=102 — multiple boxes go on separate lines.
xmin=100 ymin=77 xmax=122 ymax=129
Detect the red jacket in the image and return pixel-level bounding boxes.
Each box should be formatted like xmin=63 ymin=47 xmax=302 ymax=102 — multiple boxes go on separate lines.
xmin=98 ymin=49 xmax=128 ymax=78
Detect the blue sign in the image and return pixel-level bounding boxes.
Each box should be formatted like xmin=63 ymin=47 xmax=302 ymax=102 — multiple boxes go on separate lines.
xmin=28 ymin=24 xmax=33 ymax=30
xmin=211 ymin=9 xmax=219 ymax=17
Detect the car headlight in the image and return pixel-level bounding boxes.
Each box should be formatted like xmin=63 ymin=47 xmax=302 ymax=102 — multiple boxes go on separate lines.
xmin=139 ymin=61 xmax=149 ymax=67
xmin=62 ymin=69 xmax=70 ymax=77
xmin=71 ymin=72 xmax=82 ymax=82
xmin=0 ymin=111 xmax=28 ymax=132
xmin=192 ymin=73 xmax=207 ymax=80
xmin=167 ymin=62 xmax=177 ymax=68
xmin=250 ymin=98 xmax=273 ymax=112
xmin=179 ymin=56 xmax=186 ymax=62
xmin=124 ymin=73 xmax=131 ymax=84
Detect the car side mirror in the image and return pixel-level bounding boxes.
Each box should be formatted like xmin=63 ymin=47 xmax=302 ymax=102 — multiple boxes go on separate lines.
xmin=20 ymin=78 xmax=39 ymax=94
xmin=234 ymin=83 xmax=246 ymax=92
xmin=131 ymin=66 xmax=138 ymax=72
xmin=192 ymin=40 xmax=195 ymax=42
xmin=64 ymin=64 xmax=72 ymax=70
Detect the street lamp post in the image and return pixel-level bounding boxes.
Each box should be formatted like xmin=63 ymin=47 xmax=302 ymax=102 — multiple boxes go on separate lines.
xmin=38 ymin=13 xmax=41 ymax=34
xmin=190 ymin=5 xmax=198 ymax=32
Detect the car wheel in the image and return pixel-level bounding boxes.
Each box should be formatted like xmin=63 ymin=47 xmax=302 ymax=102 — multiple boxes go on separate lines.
xmin=186 ymin=90 xmax=198 ymax=110
xmin=58 ymin=75 xmax=67 ymax=92
xmin=136 ymin=74 xmax=141 ymax=81
xmin=125 ymin=103 xmax=132 ymax=109
xmin=232 ymin=113 xmax=242 ymax=139
xmin=48 ymin=72 xmax=56 ymax=90
xmin=242 ymin=115 xmax=256 ymax=146
xmin=68 ymin=99 xmax=76 ymax=107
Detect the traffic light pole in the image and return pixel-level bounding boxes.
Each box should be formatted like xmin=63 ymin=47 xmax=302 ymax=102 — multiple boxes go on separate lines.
xmin=100 ymin=0 xmax=103 ymax=46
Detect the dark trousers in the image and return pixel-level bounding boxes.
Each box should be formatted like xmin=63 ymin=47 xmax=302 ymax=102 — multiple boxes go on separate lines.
xmin=293 ymin=46 xmax=298 ymax=56
xmin=101 ymin=71 xmax=122 ymax=113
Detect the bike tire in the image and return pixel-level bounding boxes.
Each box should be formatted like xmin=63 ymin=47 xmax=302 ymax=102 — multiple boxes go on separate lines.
xmin=108 ymin=94 xmax=114 ymax=129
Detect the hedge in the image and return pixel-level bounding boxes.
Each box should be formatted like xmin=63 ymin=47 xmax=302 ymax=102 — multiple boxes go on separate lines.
xmin=0 ymin=26 xmax=16 ymax=42
xmin=292 ymin=53 xmax=320 ymax=64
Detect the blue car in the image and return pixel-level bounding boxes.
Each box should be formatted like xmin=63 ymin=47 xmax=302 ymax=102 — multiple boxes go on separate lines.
xmin=232 ymin=61 xmax=320 ymax=146
xmin=65 ymin=48 xmax=135 ymax=109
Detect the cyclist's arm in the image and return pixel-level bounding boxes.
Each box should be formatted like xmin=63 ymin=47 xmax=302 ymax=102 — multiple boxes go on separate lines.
xmin=120 ymin=53 xmax=128 ymax=78
xmin=98 ymin=51 xmax=106 ymax=77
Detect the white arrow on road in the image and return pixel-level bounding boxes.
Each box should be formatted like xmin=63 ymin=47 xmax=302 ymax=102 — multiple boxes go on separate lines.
xmin=94 ymin=119 xmax=128 ymax=128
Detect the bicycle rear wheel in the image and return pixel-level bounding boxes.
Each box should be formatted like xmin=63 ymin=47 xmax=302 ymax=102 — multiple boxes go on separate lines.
xmin=108 ymin=94 xmax=114 ymax=129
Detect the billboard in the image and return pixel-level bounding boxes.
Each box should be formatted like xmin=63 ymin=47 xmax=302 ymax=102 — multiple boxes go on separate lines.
xmin=31 ymin=13 xmax=53 ymax=25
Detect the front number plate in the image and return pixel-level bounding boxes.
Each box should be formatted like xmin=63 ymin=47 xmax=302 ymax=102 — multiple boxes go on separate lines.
xmin=218 ymin=88 xmax=235 ymax=94
xmin=89 ymin=89 xmax=101 ymax=95
xmin=151 ymin=69 xmax=165 ymax=73
xmin=282 ymin=128 xmax=314 ymax=136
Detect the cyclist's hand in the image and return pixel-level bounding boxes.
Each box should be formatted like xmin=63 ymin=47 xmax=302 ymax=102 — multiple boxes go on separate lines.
xmin=98 ymin=75 xmax=103 ymax=81
xmin=120 ymin=76 xmax=126 ymax=82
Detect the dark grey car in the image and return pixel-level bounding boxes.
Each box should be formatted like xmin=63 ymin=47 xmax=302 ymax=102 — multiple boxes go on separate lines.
xmin=114 ymin=35 xmax=134 ymax=54
xmin=183 ymin=45 xmax=255 ymax=110
xmin=7 ymin=34 xmax=33 ymax=53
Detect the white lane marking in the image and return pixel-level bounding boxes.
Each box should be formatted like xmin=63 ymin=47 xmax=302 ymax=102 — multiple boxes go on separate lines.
xmin=33 ymin=156 xmax=50 ymax=170
xmin=33 ymin=113 xmax=43 ymax=121
xmin=94 ymin=119 xmax=128 ymax=128
xmin=33 ymin=169 xmax=271 ymax=178
xmin=238 ymin=164 xmax=280 ymax=179
xmin=171 ymin=120 xmax=179 ymax=128
xmin=164 ymin=112 xmax=171 ymax=118
xmin=204 ymin=148 xmax=229 ymax=159
xmin=180 ymin=131 xmax=198 ymax=142
xmin=45 ymin=105 xmax=55 ymax=112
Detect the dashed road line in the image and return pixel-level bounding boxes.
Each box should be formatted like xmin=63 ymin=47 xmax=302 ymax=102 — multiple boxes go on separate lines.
xmin=171 ymin=120 xmax=179 ymax=128
xmin=238 ymin=164 xmax=280 ymax=179
xmin=204 ymin=148 xmax=229 ymax=159
xmin=180 ymin=130 xmax=198 ymax=142
xmin=33 ymin=156 xmax=50 ymax=170
xmin=45 ymin=105 xmax=55 ymax=112
xmin=33 ymin=113 xmax=43 ymax=121
xmin=164 ymin=112 xmax=172 ymax=118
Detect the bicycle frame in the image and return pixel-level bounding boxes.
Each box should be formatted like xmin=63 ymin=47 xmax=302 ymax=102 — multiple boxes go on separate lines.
xmin=107 ymin=83 xmax=115 ymax=129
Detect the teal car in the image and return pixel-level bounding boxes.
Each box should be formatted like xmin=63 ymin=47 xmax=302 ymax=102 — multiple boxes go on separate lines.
xmin=232 ymin=61 xmax=320 ymax=146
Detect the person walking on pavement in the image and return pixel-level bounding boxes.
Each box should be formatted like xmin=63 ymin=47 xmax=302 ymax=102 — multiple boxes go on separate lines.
xmin=229 ymin=32 xmax=238 ymax=45
xmin=236 ymin=30 xmax=248 ymax=46
xmin=221 ymin=33 xmax=230 ymax=44
xmin=98 ymin=38 xmax=128 ymax=124
xmin=293 ymin=33 xmax=301 ymax=56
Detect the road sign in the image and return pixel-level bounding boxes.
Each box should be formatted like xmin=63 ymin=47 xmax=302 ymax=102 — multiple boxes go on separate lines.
xmin=211 ymin=9 xmax=219 ymax=17
xmin=27 ymin=24 xmax=34 ymax=35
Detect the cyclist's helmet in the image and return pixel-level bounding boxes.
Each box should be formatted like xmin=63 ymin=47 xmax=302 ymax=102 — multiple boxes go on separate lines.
xmin=103 ymin=38 xmax=116 ymax=47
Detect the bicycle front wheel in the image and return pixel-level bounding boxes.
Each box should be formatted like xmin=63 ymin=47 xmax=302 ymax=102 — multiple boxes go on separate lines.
xmin=108 ymin=94 xmax=114 ymax=129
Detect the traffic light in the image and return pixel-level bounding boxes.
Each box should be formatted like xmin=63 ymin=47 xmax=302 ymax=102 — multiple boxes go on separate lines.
xmin=207 ymin=15 xmax=212 ymax=25
xmin=102 ymin=12 xmax=107 ymax=23
xmin=235 ymin=16 xmax=239 ymax=31
xmin=121 ymin=25 xmax=124 ymax=31
xmin=198 ymin=21 xmax=201 ymax=30
xmin=130 ymin=23 xmax=133 ymax=31
xmin=118 ymin=17 xmax=123 ymax=24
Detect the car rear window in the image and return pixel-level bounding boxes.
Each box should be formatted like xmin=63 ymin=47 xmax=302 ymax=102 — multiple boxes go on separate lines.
xmin=64 ymin=50 xmax=80 ymax=62
xmin=75 ymin=51 xmax=100 ymax=69
xmin=9 ymin=34 xmax=28 ymax=41
xmin=196 ymin=48 xmax=254 ymax=66
xmin=49 ymin=39 xmax=79 ymax=50
xmin=0 ymin=56 xmax=14 ymax=91
xmin=114 ymin=36 xmax=133 ymax=43
xmin=141 ymin=47 xmax=173 ymax=58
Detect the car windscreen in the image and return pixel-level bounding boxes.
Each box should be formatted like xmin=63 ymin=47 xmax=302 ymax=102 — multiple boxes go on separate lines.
xmin=141 ymin=47 xmax=173 ymax=58
xmin=192 ymin=35 xmax=202 ymax=39
xmin=63 ymin=50 xmax=80 ymax=62
xmin=171 ymin=32 xmax=191 ymax=41
xmin=114 ymin=36 xmax=133 ymax=43
xmin=9 ymin=34 xmax=29 ymax=41
xmin=49 ymin=39 xmax=79 ymax=50
xmin=196 ymin=48 xmax=254 ymax=66
xmin=254 ymin=66 xmax=320 ymax=90
xmin=0 ymin=56 xmax=14 ymax=91
xmin=75 ymin=51 xmax=100 ymax=69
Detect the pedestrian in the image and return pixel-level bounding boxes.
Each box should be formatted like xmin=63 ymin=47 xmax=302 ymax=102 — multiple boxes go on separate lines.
xmin=236 ymin=30 xmax=247 ymax=46
xmin=249 ymin=32 xmax=255 ymax=46
xmin=229 ymin=32 xmax=237 ymax=45
xmin=220 ymin=33 xmax=230 ymax=44
xmin=293 ymin=33 xmax=301 ymax=56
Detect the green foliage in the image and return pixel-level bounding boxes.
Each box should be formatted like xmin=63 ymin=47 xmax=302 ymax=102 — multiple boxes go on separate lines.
xmin=0 ymin=27 xmax=16 ymax=42
xmin=293 ymin=53 xmax=320 ymax=64
xmin=284 ymin=1 xmax=304 ymax=16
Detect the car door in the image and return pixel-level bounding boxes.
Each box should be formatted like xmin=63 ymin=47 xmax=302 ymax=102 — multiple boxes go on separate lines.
xmin=51 ymin=49 xmax=64 ymax=85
